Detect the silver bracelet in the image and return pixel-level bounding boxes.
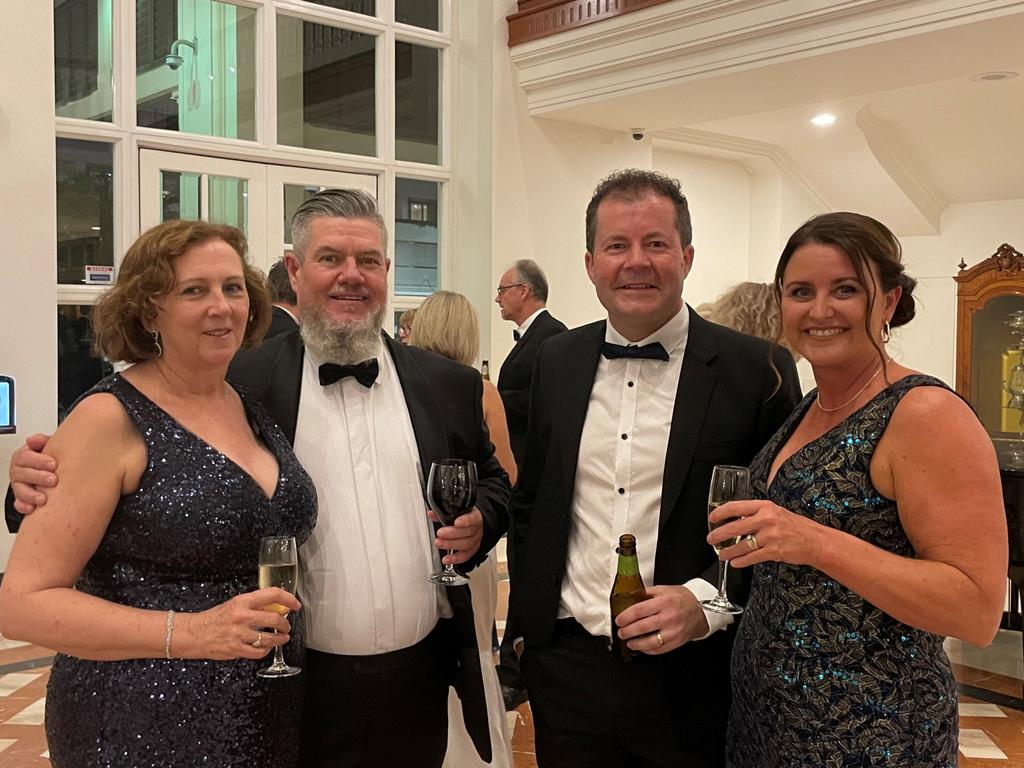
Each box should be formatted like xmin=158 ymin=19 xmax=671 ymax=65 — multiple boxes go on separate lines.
xmin=164 ymin=610 xmax=175 ymax=660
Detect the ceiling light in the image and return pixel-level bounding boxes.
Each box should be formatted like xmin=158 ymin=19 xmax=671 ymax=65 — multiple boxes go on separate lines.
xmin=969 ymin=71 xmax=1018 ymax=82
xmin=811 ymin=113 xmax=836 ymax=126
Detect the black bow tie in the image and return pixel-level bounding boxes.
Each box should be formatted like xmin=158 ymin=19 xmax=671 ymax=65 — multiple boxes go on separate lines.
xmin=601 ymin=341 xmax=669 ymax=361
xmin=513 ymin=329 xmax=521 ymax=342
xmin=318 ymin=359 xmax=379 ymax=388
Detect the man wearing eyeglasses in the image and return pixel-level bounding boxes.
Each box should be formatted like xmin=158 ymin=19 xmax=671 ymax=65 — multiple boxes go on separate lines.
xmin=495 ymin=260 xmax=568 ymax=468
xmin=493 ymin=259 xmax=567 ymax=711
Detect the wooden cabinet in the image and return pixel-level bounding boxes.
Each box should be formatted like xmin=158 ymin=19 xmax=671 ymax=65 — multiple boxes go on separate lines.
xmin=955 ymin=243 xmax=1024 ymax=458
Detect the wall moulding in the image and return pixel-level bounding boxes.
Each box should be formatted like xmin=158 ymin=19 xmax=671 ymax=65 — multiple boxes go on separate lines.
xmin=508 ymin=0 xmax=1024 ymax=115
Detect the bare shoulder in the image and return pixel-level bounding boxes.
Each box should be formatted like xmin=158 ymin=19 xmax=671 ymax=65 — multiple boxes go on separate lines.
xmin=889 ymin=379 xmax=978 ymax=432
xmin=46 ymin=392 xmax=140 ymax=469
xmin=882 ymin=375 xmax=994 ymax=466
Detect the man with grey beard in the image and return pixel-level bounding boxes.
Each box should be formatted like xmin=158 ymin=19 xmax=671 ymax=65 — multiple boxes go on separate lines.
xmin=228 ymin=189 xmax=510 ymax=767
xmin=5 ymin=189 xmax=510 ymax=768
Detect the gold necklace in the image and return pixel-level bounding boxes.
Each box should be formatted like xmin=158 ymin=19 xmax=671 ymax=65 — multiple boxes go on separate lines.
xmin=815 ymin=364 xmax=884 ymax=413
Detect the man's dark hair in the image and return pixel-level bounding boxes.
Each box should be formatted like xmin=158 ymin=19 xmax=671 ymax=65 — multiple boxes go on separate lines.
xmin=514 ymin=259 xmax=549 ymax=303
xmin=585 ymin=169 xmax=692 ymax=252
xmin=267 ymin=258 xmax=297 ymax=305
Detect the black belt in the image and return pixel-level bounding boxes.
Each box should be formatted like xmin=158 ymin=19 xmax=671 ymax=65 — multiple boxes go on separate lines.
xmin=553 ymin=617 xmax=609 ymax=643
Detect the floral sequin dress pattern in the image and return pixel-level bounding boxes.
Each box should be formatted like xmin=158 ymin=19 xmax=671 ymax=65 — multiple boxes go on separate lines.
xmin=727 ymin=375 xmax=958 ymax=768
xmin=45 ymin=374 xmax=317 ymax=768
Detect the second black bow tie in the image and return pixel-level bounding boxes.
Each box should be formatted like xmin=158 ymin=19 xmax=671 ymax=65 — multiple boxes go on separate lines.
xmin=601 ymin=341 xmax=669 ymax=361
xmin=319 ymin=359 xmax=379 ymax=388
xmin=513 ymin=329 xmax=521 ymax=342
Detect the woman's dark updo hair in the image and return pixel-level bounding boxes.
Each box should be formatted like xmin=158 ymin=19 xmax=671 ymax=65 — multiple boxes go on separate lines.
xmin=774 ymin=211 xmax=917 ymax=329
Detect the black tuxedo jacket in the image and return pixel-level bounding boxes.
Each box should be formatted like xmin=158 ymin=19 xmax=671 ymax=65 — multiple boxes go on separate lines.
xmin=509 ymin=307 xmax=799 ymax=763
xmin=226 ymin=330 xmax=510 ymax=762
xmin=266 ymin=305 xmax=299 ymax=339
xmin=496 ymin=309 xmax=568 ymax=466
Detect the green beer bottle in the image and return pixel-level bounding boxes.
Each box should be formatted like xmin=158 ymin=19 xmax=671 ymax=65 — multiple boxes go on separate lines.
xmin=609 ymin=533 xmax=651 ymax=661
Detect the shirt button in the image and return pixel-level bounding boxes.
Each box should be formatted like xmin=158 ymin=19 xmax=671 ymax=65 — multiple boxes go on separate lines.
xmin=627 ymin=381 xmax=635 ymax=388
xmin=618 ymin=487 xmax=625 ymax=495
xmin=621 ymin=434 xmax=628 ymax=440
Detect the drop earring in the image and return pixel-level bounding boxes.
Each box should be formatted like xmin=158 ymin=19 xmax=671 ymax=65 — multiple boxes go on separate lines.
xmin=881 ymin=320 xmax=891 ymax=343
xmin=150 ymin=329 xmax=163 ymax=358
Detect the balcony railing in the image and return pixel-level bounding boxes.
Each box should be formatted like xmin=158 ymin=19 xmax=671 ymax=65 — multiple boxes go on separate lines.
xmin=507 ymin=0 xmax=673 ymax=46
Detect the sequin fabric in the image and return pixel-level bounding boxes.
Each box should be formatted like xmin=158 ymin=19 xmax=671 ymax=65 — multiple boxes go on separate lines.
xmin=45 ymin=374 xmax=317 ymax=768
xmin=727 ymin=375 xmax=958 ymax=768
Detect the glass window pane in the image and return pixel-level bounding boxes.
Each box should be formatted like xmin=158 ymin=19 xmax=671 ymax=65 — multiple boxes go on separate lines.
xmin=57 ymin=139 xmax=114 ymax=285
xmin=395 ymin=43 xmax=439 ymax=164
xmin=54 ymin=0 xmax=114 ymax=121
xmin=136 ymin=0 xmax=256 ymax=141
xmin=395 ymin=178 xmax=438 ymax=296
xmin=283 ymin=184 xmax=322 ymax=244
xmin=160 ymin=170 xmax=201 ymax=221
xmin=304 ymin=0 xmax=374 ymax=15
xmin=395 ymin=0 xmax=439 ymax=31
xmin=57 ymin=305 xmax=112 ymax=422
xmin=277 ymin=16 xmax=376 ymax=156
xmin=208 ymin=175 xmax=248 ymax=232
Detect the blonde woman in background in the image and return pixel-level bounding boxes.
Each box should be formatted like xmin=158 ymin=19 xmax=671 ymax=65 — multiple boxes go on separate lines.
xmin=409 ymin=290 xmax=514 ymax=768
xmin=696 ymin=281 xmax=801 ymax=360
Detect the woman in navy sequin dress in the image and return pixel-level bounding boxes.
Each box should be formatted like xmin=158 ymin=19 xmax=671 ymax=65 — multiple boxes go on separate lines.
xmin=707 ymin=213 xmax=1007 ymax=767
xmin=0 ymin=221 xmax=316 ymax=767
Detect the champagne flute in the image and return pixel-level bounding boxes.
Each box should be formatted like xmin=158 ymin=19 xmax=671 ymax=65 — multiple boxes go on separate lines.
xmin=427 ymin=459 xmax=477 ymax=587
xmin=257 ymin=535 xmax=301 ymax=678
xmin=701 ymin=465 xmax=750 ymax=615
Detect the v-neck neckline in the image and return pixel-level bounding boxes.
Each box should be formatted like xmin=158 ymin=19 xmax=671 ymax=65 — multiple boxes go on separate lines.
xmin=765 ymin=384 xmax=892 ymax=494
xmin=116 ymin=374 xmax=282 ymax=502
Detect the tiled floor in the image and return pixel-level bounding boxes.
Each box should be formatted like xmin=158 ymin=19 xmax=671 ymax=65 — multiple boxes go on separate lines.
xmin=3 ymin=559 xmax=1024 ymax=767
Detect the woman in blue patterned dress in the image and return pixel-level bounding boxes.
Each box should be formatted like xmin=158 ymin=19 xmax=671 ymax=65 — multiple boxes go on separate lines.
xmin=708 ymin=212 xmax=1006 ymax=767
xmin=0 ymin=220 xmax=316 ymax=767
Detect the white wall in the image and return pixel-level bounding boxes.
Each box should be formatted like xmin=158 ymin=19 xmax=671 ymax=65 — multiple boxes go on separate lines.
xmin=0 ymin=6 xmax=58 ymax=569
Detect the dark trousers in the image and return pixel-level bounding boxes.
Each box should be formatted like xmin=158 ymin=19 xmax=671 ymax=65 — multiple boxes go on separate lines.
xmin=523 ymin=619 xmax=723 ymax=768
xmin=299 ymin=622 xmax=452 ymax=768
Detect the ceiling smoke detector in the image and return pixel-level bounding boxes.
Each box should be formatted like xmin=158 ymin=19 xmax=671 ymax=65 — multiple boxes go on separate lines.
xmin=969 ymin=71 xmax=1018 ymax=82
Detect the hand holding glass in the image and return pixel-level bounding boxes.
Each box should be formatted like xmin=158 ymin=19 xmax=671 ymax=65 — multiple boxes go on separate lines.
xmin=701 ymin=465 xmax=750 ymax=615
xmin=257 ymin=536 xmax=301 ymax=678
xmin=427 ymin=459 xmax=477 ymax=587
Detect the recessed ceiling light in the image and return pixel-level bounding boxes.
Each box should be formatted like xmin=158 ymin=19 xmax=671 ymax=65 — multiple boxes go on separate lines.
xmin=969 ymin=71 xmax=1018 ymax=82
xmin=811 ymin=113 xmax=836 ymax=126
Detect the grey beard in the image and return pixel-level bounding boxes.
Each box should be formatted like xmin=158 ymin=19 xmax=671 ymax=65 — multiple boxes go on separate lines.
xmin=300 ymin=303 xmax=386 ymax=364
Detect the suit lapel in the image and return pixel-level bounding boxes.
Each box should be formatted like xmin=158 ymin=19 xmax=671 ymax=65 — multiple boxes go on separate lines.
xmin=553 ymin=322 xmax=605 ymax=507
xmin=386 ymin=335 xmax=450 ymax=491
xmin=257 ymin=333 xmax=305 ymax=445
xmin=659 ymin=309 xmax=718 ymax=531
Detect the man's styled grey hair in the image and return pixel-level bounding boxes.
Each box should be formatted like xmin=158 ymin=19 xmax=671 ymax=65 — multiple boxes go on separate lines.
xmin=291 ymin=188 xmax=388 ymax=259
xmin=513 ymin=259 xmax=550 ymax=303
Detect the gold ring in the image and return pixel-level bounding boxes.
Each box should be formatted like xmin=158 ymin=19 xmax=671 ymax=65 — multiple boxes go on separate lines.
xmin=252 ymin=631 xmax=263 ymax=648
xmin=746 ymin=534 xmax=759 ymax=551
xmin=656 ymin=631 xmax=665 ymax=647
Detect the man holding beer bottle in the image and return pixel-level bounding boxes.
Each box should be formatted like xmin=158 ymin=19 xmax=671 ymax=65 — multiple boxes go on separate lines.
xmin=509 ymin=170 xmax=799 ymax=767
